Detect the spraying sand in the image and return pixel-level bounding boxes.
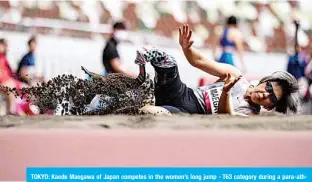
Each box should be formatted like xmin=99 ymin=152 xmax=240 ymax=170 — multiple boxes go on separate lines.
xmin=0 ymin=70 xmax=154 ymax=116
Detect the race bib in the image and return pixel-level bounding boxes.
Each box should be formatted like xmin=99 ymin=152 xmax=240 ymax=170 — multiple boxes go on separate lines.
xmin=206 ymin=86 xmax=223 ymax=114
xmin=201 ymin=83 xmax=232 ymax=115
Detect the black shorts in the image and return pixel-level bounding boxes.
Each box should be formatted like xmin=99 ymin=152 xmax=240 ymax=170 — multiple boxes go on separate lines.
xmin=153 ymin=65 xmax=205 ymax=114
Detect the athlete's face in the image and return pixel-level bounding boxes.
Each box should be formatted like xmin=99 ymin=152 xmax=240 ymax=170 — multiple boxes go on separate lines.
xmin=113 ymin=28 xmax=128 ymax=42
xmin=29 ymin=41 xmax=36 ymax=52
xmin=245 ymin=81 xmax=283 ymax=107
xmin=0 ymin=43 xmax=6 ymax=54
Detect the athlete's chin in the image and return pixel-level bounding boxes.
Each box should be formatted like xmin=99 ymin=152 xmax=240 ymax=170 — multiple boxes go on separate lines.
xmin=250 ymin=97 xmax=261 ymax=105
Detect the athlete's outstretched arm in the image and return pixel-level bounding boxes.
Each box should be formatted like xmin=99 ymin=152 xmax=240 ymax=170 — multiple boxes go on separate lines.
xmin=179 ymin=25 xmax=241 ymax=79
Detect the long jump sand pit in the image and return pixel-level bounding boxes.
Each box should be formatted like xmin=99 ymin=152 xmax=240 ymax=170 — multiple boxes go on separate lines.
xmin=1 ymin=114 xmax=312 ymax=181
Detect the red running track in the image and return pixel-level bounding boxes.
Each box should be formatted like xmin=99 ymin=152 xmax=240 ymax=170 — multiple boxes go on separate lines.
xmin=0 ymin=130 xmax=312 ymax=181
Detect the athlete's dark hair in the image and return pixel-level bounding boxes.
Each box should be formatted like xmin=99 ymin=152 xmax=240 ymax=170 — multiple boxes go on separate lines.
xmin=227 ymin=16 xmax=237 ymax=26
xmin=28 ymin=36 xmax=36 ymax=46
xmin=0 ymin=38 xmax=6 ymax=44
xmin=259 ymin=71 xmax=300 ymax=114
xmin=113 ymin=22 xmax=126 ymax=30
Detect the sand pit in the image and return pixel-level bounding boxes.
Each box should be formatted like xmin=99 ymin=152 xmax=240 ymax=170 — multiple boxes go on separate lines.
xmin=1 ymin=113 xmax=312 ymax=130
xmin=1 ymin=114 xmax=312 ymax=181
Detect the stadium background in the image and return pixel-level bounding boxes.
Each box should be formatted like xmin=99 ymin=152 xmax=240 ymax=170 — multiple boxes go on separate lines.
xmin=1 ymin=2 xmax=312 ymax=180
xmin=0 ymin=0 xmax=311 ymax=110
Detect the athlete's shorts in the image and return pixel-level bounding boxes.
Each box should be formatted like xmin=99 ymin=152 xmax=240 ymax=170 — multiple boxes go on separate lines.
xmin=218 ymin=52 xmax=234 ymax=66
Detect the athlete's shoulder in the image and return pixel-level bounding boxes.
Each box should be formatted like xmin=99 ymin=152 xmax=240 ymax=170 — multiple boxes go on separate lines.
xmin=231 ymin=28 xmax=243 ymax=40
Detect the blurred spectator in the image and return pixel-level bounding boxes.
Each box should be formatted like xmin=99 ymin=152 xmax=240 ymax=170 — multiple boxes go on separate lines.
xmin=0 ymin=1 xmax=309 ymax=55
xmin=0 ymin=39 xmax=25 ymax=115
xmin=0 ymin=1 xmax=310 ymax=53
xmin=287 ymin=45 xmax=309 ymax=80
xmin=102 ymin=22 xmax=136 ymax=78
xmin=16 ymin=36 xmax=43 ymax=86
xmin=303 ymin=55 xmax=312 ymax=100
xmin=287 ymin=21 xmax=309 ymax=81
xmin=212 ymin=16 xmax=247 ymax=73
xmin=0 ymin=39 xmax=14 ymax=85
xmin=296 ymin=53 xmax=312 ymax=104
xmin=305 ymin=55 xmax=312 ymax=81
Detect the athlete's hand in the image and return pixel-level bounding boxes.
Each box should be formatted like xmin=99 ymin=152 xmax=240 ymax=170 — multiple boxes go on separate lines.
xmin=223 ymin=73 xmax=242 ymax=92
xmin=179 ymin=24 xmax=194 ymax=49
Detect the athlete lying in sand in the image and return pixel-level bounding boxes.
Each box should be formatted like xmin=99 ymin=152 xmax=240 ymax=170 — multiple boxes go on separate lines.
xmin=134 ymin=25 xmax=300 ymax=116
xmin=4 ymin=25 xmax=300 ymax=116
xmin=63 ymin=24 xmax=300 ymax=116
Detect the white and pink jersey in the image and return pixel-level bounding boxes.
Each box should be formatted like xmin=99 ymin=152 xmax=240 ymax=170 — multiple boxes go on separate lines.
xmin=193 ymin=77 xmax=260 ymax=115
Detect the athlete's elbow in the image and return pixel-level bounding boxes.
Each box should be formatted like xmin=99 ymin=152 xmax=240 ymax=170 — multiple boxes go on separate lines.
xmin=190 ymin=61 xmax=199 ymax=68
xmin=190 ymin=59 xmax=204 ymax=69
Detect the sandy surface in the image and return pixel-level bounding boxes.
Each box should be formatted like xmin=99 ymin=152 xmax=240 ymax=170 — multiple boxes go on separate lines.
xmin=1 ymin=113 xmax=312 ymax=130
xmin=1 ymin=114 xmax=312 ymax=181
